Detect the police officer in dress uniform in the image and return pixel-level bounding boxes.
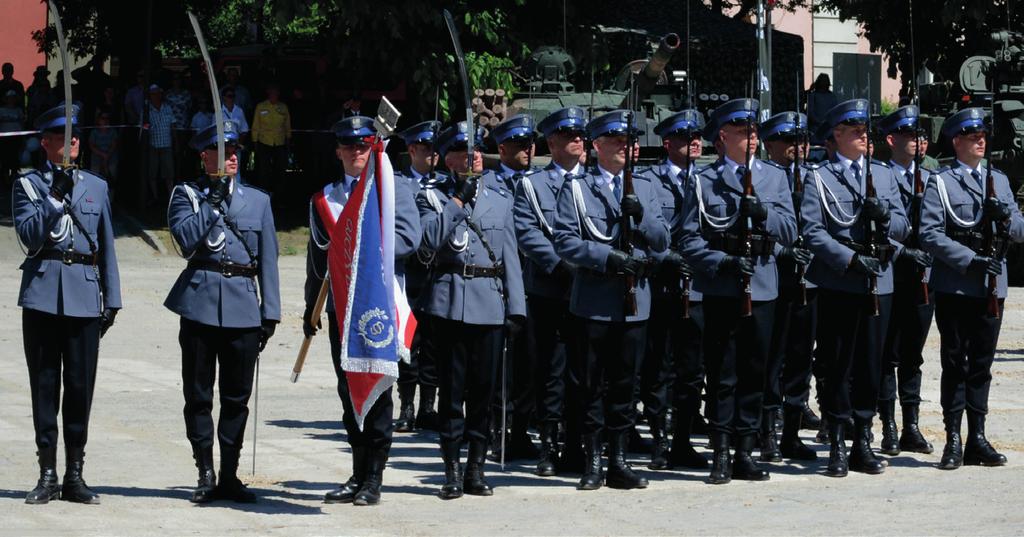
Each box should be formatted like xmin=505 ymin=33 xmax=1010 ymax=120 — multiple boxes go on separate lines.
xmin=919 ymin=108 xmax=1024 ymax=470
xmin=553 ymin=110 xmax=670 ymax=491
xmin=758 ymin=111 xmax=818 ymax=462
xmin=488 ymin=114 xmax=540 ymax=461
xmin=165 ymin=120 xmax=280 ymax=504
xmin=393 ymin=120 xmax=443 ymax=433
xmin=680 ymin=99 xmax=797 ymax=484
xmin=302 ymin=116 xmax=421 ymax=505
xmin=513 ymin=107 xmax=586 ymax=476
xmin=876 ymin=105 xmax=936 ymax=456
xmin=801 ymin=99 xmax=909 ymax=477
xmin=641 ymin=109 xmax=708 ymax=471
xmin=13 ymin=104 xmax=121 ymax=505
xmin=416 ymin=121 xmax=526 ymax=499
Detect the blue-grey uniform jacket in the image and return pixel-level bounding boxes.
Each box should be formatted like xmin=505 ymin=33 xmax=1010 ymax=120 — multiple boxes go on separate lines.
xmin=889 ymin=159 xmax=933 ymax=283
xmin=513 ymin=162 xmax=574 ymax=300
xmin=165 ymin=178 xmax=281 ymax=328
xmin=416 ymin=171 xmax=526 ymax=325
xmin=800 ymin=157 xmax=909 ymax=295
xmin=13 ymin=165 xmax=121 ymax=317
xmin=680 ymin=158 xmax=797 ymax=301
xmin=919 ymin=163 xmax=1024 ymax=299
xmin=397 ymin=167 xmax=437 ymax=297
xmin=304 ymin=174 xmax=421 ymax=312
xmin=774 ymin=160 xmax=818 ymax=290
xmin=552 ymin=167 xmax=670 ymax=322
xmin=643 ymin=160 xmax=704 ymax=301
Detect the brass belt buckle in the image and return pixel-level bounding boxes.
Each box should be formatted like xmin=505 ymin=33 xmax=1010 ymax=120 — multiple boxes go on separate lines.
xmin=61 ymin=250 xmax=75 ymax=265
xmin=221 ymin=264 xmax=235 ymax=277
xmin=462 ymin=264 xmax=475 ymax=279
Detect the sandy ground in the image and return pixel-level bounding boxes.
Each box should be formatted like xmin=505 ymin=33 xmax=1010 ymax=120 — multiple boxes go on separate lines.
xmin=1 ymin=226 xmax=1023 ymax=536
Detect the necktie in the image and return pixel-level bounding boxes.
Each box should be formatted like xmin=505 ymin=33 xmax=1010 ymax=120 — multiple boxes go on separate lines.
xmin=612 ymin=175 xmax=622 ymax=202
xmin=736 ymin=165 xmax=748 ymax=180
xmin=850 ymin=161 xmax=862 ymax=188
xmin=971 ymin=170 xmax=982 ymax=190
xmin=905 ymin=170 xmax=913 ymax=185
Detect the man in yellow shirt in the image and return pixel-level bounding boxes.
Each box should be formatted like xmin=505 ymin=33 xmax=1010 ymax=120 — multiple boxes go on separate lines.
xmin=251 ymin=83 xmax=291 ymax=191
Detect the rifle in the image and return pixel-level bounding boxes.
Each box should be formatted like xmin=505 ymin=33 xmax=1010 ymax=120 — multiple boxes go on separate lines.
xmin=740 ymin=106 xmax=755 ymax=317
xmin=982 ymin=94 xmax=1004 ymax=318
xmin=907 ymin=0 xmax=929 ymax=306
xmin=792 ymin=75 xmax=808 ymax=306
xmin=622 ymin=76 xmax=638 ymax=317
xmin=863 ymin=98 xmax=881 ymax=317
xmin=681 ymin=128 xmax=693 ymax=319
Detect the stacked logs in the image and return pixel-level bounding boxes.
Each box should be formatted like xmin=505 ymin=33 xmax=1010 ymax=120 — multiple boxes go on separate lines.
xmin=472 ymin=88 xmax=509 ymax=138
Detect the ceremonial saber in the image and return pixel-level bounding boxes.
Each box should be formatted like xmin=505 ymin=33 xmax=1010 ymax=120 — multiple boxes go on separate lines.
xmin=291 ymin=275 xmax=330 ymax=382
xmin=187 ymin=11 xmax=227 ymax=178
xmin=47 ymin=1 xmax=73 ymax=168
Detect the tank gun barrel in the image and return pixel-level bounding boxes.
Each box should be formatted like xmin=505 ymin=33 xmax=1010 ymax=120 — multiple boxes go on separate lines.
xmin=621 ymin=33 xmax=681 ymax=108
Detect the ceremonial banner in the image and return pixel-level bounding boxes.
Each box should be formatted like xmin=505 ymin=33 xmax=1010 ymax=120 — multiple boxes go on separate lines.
xmin=318 ymin=140 xmax=413 ymax=428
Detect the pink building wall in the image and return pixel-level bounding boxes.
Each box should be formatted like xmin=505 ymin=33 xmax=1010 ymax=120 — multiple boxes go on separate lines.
xmin=0 ymin=0 xmax=47 ymax=85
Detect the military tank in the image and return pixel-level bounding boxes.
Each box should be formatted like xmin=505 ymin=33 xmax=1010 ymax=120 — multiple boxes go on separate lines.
xmin=918 ymin=30 xmax=1024 ymax=283
xmin=508 ymin=31 xmax=685 ymax=161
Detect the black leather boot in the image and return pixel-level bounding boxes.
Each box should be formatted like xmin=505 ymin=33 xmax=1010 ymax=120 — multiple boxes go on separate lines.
xmin=849 ymin=420 xmax=885 ymax=474
xmin=190 ymin=447 xmax=217 ymax=504
xmin=213 ymin=450 xmax=256 ymax=503
xmin=536 ymin=422 xmax=559 ymax=477
xmin=964 ymin=412 xmax=1007 ymax=466
xmin=60 ymin=447 xmax=100 ymax=504
xmin=507 ymin=417 xmax=540 ymax=461
xmin=354 ymin=448 xmax=387 ymax=506
xmin=898 ymin=404 xmax=933 ymax=453
xmin=938 ymin=412 xmax=963 ymax=470
xmin=25 ymin=447 xmax=60 ymax=504
xmin=668 ymin=413 xmax=708 ymax=469
xmin=439 ymin=440 xmax=463 ymax=500
xmin=647 ymin=415 xmax=670 ymax=470
xmin=780 ymin=407 xmax=817 ymax=461
xmin=395 ymin=384 xmax=416 ymax=433
xmin=708 ymin=433 xmax=732 ymax=484
xmin=878 ymin=400 xmax=900 ymax=456
xmin=558 ymin=426 xmax=585 ymax=474
xmin=759 ymin=410 xmax=782 ymax=462
xmin=825 ymin=420 xmax=848 ymax=477
xmin=628 ymin=425 xmax=653 ymax=454
xmin=815 ymin=414 xmax=829 ymax=444
xmin=801 ymin=401 xmax=821 ymax=430
xmin=733 ymin=434 xmax=770 ymax=481
xmin=606 ymin=431 xmax=648 ymax=489
xmin=325 ymin=446 xmax=366 ymax=503
xmin=415 ymin=386 xmax=439 ymax=431
xmin=464 ymin=441 xmax=493 ymax=496
xmin=578 ymin=433 xmax=603 ymax=490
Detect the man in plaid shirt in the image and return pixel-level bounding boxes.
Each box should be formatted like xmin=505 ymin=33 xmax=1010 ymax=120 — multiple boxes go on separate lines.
xmin=145 ymin=84 xmax=176 ymax=206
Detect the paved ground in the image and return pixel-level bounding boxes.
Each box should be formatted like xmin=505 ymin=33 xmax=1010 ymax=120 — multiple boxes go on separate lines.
xmin=1 ymin=225 xmax=1024 ymax=536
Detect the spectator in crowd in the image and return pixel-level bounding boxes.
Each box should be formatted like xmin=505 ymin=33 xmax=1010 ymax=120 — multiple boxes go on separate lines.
xmin=190 ymin=94 xmax=214 ymax=133
xmin=806 ymin=73 xmax=838 ymax=144
xmin=143 ymin=84 xmax=176 ymax=206
xmin=97 ymin=85 xmax=122 ymax=125
xmin=0 ymin=88 xmax=26 ymax=186
xmin=0 ymin=63 xmax=25 ymax=101
xmin=25 ymin=66 xmax=52 ymax=126
xmin=251 ymin=82 xmax=291 ymax=191
xmin=220 ymin=86 xmax=250 ymax=175
xmin=89 ymin=108 xmax=119 ymax=183
xmin=222 ymin=67 xmax=252 ymax=117
xmin=124 ymin=70 xmax=146 ymax=125
xmin=165 ymin=71 xmax=193 ymax=179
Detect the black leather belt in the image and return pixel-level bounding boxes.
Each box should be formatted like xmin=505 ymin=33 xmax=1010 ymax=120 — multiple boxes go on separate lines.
xmin=37 ymin=249 xmax=96 ymax=266
xmin=705 ymin=232 xmax=776 ymax=256
xmin=435 ymin=261 xmax=505 ymax=279
xmin=188 ymin=259 xmax=258 ymax=278
xmin=949 ymin=229 xmax=1006 ymax=255
xmin=838 ymin=239 xmax=895 ymax=264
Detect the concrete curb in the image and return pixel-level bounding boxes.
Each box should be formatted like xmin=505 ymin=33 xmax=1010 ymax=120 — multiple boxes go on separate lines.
xmin=116 ymin=213 xmax=167 ymax=255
